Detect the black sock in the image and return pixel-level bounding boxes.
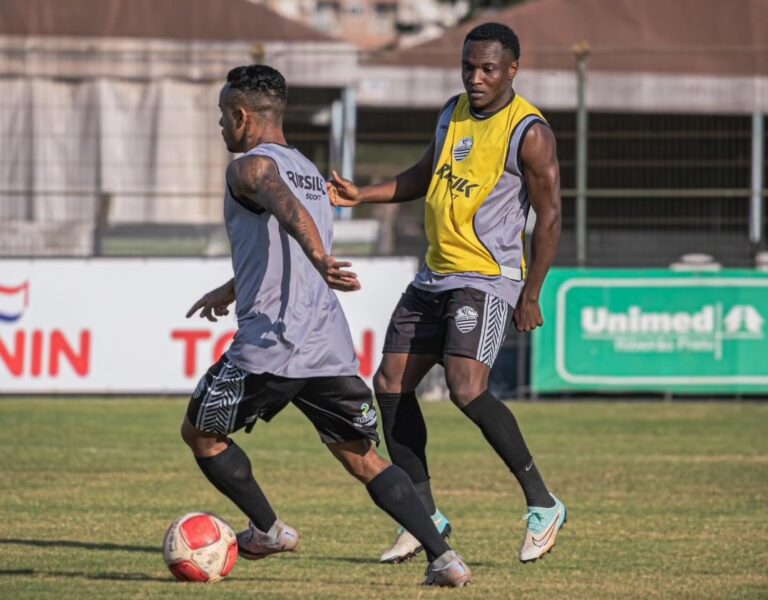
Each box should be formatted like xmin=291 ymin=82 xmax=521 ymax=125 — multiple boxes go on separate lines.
xmin=414 ymin=481 xmax=437 ymax=516
xmin=376 ymin=392 xmax=435 ymax=514
xmin=461 ymin=391 xmax=554 ymax=508
xmin=195 ymin=441 xmax=277 ymax=531
xmin=366 ymin=465 xmax=450 ymax=562
xmin=515 ymin=460 xmax=553 ymax=508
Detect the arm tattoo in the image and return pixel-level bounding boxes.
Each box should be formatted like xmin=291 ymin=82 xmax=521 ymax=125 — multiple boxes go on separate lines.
xmin=229 ymin=156 xmax=325 ymax=265
xmin=259 ymin=172 xmax=323 ymax=258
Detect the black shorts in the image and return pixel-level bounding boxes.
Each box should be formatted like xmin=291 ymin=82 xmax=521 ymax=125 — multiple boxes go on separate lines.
xmin=186 ymin=355 xmax=379 ymax=445
xmin=383 ymin=285 xmax=513 ymax=367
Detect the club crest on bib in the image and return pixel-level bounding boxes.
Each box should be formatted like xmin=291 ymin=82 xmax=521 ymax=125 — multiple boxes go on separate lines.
xmin=455 ymin=306 xmax=479 ymax=333
xmin=453 ymin=137 xmax=474 ymax=162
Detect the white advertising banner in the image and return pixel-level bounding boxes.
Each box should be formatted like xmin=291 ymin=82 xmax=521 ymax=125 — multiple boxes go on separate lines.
xmin=0 ymin=258 xmax=418 ymax=393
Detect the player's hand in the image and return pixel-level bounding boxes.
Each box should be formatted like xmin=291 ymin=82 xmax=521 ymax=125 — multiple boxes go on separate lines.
xmin=327 ymin=170 xmax=361 ymax=208
xmin=186 ymin=280 xmax=236 ymax=322
xmin=316 ymin=254 xmax=361 ymax=292
xmin=513 ymin=294 xmax=544 ymax=332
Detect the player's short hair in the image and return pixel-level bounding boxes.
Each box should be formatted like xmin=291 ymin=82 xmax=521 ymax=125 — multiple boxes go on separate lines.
xmin=464 ymin=22 xmax=520 ymax=60
xmin=225 ymin=65 xmax=287 ymax=120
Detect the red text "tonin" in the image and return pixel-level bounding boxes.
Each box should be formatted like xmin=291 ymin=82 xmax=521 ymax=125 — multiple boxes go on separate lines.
xmin=171 ymin=328 xmax=376 ymax=379
xmin=0 ymin=330 xmax=91 ymax=377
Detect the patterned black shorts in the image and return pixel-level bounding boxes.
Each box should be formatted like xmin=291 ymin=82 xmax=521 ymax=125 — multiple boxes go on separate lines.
xmin=186 ymin=355 xmax=379 ymax=445
xmin=383 ymin=285 xmax=513 ymax=367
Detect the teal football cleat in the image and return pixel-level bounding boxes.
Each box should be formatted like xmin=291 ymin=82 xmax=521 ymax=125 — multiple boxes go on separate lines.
xmin=519 ymin=494 xmax=567 ymax=563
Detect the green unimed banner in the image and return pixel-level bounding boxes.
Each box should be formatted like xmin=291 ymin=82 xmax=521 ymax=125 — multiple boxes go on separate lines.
xmin=532 ymin=269 xmax=768 ymax=394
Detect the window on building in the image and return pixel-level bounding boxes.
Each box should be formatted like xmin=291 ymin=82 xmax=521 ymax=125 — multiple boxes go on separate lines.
xmin=316 ymin=1 xmax=341 ymax=31
xmin=345 ymin=2 xmax=366 ymax=16
xmin=374 ymin=2 xmax=397 ymax=15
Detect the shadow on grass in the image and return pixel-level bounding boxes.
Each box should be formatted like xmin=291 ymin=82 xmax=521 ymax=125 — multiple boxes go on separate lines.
xmin=312 ymin=555 xmax=495 ymax=567
xmin=0 ymin=540 xmax=487 ymax=587
xmin=312 ymin=556 xmax=381 ymax=565
xmin=0 ymin=538 xmax=158 ymax=554
xmin=2 ymin=569 xmax=415 ymax=588
xmin=0 ymin=569 xmax=169 ymax=582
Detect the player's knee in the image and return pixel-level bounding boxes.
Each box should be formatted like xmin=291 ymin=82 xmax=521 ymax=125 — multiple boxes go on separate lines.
xmin=353 ymin=451 xmax=389 ymax=483
xmin=180 ymin=418 xmax=197 ymax=448
xmin=445 ymin=365 xmax=486 ymax=407
xmin=373 ymin=367 xmax=399 ymax=395
xmin=346 ymin=459 xmax=368 ymax=482
xmin=180 ymin=418 xmax=225 ymax=456
xmin=447 ymin=381 xmax=484 ymax=408
xmin=333 ymin=441 xmax=389 ymax=483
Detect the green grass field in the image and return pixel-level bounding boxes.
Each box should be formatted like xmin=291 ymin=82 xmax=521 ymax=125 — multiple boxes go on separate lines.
xmin=1 ymin=399 xmax=766 ymax=599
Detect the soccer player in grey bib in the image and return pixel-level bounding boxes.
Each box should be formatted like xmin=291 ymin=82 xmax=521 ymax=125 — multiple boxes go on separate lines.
xmin=180 ymin=65 xmax=471 ymax=588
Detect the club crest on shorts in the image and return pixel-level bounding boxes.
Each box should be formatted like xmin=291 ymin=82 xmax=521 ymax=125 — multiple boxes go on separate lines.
xmin=453 ymin=137 xmax=474 ymax=162
xmin=455 ymin=305 xmax=479 ymax=333
xmin=353 ymin=402 xmax=378 ymax=428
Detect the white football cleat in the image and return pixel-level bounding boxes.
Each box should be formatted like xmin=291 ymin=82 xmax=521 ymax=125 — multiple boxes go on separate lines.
xmin=379 ymin=510 xmax=452 ymax=564
xmin=423 ymin=551 xmax=473 ymax=588
xmin=237 ymin=519 xmax=299 ymax=560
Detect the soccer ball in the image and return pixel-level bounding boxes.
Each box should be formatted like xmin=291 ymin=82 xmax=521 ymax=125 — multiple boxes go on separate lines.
xmin=163 ymin=512 xmax=238 ymax=582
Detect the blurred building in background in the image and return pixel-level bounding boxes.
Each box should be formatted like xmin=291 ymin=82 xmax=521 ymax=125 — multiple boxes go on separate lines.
xmin=250 ymin=0 xmax=470 ymax=49
xmin=0 ymin=0 xmax=357 ymax=256
xmin=1 ymin=0 xmax=765 ymax=263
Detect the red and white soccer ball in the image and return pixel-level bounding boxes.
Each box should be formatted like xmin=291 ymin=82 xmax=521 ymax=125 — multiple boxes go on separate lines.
xmin=163 ymin=512 xmax=238 ymax=583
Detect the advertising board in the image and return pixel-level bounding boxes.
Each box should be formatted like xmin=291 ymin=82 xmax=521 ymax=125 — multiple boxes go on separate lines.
xmin=0 ymin=258 xmax=416 ymax=393
xmin=532 ymin=270 xmax=768 ymax=394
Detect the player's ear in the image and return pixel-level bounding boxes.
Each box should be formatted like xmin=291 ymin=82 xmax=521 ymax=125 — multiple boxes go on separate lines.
xmin=234 ymin=107 xmax=247 ymax=128
xmin=508 ymin=60 xmax=519 ymax=81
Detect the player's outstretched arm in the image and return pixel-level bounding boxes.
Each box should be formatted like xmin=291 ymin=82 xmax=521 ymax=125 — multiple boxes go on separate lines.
xmin=514 ymin=123 xmax=562 ymax=332
xmin=186 ymin=278 xmax=235 ymax=321
xmin=327 ymin=138 xmax=436 ymax=207
xmin=227 ymin=156 xmax=361 ymax=292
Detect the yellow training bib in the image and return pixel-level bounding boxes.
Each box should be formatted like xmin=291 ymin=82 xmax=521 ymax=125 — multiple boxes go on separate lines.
xmin=425 ymin=93 xmax=544 ymax=276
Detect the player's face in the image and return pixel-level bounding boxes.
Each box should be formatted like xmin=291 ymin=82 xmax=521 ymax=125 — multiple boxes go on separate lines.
xmin=461 ymin=40 xmax=518 ymax=112
xmin=218 ymin=84 xmax=246 ymax=153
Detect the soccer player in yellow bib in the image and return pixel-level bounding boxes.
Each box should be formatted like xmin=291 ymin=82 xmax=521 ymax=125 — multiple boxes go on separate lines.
xmin=329 ymin=23 xmax=566 ymax=565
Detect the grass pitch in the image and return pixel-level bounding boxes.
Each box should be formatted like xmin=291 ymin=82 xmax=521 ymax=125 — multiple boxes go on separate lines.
xmin=0 ymin=399 xmax=766 ymax=599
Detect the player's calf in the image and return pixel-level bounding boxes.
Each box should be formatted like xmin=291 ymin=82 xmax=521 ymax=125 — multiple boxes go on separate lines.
xmin=364 ymin=465 xmax=459 ymax=567
xmin=182 ymin=417 xmax=279 ymax=535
